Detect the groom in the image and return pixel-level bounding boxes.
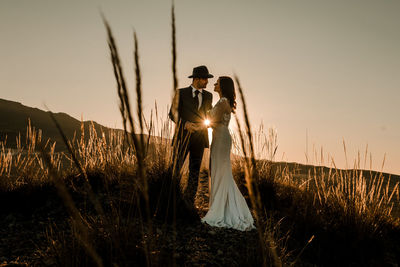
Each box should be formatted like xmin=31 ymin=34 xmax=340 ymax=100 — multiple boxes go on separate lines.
xmin=169 ymin=65 xmax=213 ymax=210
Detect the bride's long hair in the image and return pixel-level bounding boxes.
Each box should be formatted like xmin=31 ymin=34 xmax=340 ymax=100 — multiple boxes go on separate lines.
xmin=219 ymin=76 xmax=237 ymax=113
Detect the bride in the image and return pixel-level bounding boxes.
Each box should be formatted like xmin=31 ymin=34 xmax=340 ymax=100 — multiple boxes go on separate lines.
xmin=201 ymin=76 xmax=255 ymax=231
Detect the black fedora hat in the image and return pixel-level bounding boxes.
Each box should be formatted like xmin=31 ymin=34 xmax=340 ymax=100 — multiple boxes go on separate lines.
xmin=188 ymin=65 xmax=214 ymax=78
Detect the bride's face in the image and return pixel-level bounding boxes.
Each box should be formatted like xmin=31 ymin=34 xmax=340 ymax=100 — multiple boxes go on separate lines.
xmin=214 ymin=79 xmax=221 ymax=94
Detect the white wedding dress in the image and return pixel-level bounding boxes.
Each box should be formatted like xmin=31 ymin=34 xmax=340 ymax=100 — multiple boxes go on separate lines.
xmin=201 ymin=97 xmax=255 ymax=231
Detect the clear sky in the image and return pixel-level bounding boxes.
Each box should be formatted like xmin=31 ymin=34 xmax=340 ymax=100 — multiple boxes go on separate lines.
xmin=1 ymin=0 xmax=399 ymax=175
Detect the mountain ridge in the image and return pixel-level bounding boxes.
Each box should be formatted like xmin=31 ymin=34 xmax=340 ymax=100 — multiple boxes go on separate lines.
xmin=0 ymin=98 xmax=116 ymax=150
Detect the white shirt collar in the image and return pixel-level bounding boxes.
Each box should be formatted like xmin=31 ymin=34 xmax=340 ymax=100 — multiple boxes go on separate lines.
xmin=191 ymin=85 xmax=203 ymax=94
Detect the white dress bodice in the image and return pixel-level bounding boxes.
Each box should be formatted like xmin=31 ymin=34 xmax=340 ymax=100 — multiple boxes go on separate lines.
xmin=208 ymin=97 xmax=231 ymax=128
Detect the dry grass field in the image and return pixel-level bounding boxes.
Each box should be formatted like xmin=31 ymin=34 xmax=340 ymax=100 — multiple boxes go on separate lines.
xmin=0 ymin=103 xmax=399 ymax=266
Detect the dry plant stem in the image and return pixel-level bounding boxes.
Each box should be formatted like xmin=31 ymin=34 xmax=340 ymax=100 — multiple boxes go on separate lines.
xmin=103 ymin=15 xmax=152 ymax=266
xmin=170 ymin=4 xmax=178 ymax=266
xmin=134 ymin=31 xmax=145 ymax=153
xmin=234 ymin=114 xmax=252 ymax=196
xmin=143 ymin=111 xmax=154 ymax=152
xmin=106 ymin=23 xmax=128 ymax=139
xmin=234 ymin=76 xmax=282 ymax=267
xmin=234 ymin=75 xmax=256 ymax=166
xmin=103 ymin=17 xmax=138 ymax=166
xmin=235 ymin=113 xmax=273 ymax=266
xmin=171 ymin=3 xmax=178 ymax=92
xmin=133 ymin=30 xmax=153 ymax=265
xmin=103 ymin=16 xmax=138 ymax=153
xmin=105 ymin=18 xmax=144 ymax=175
xmin=40 ymin=148 xmax=103 ymax=267
xmin=291 ymin=235 xmax=315 ymax=266
xmin=133 ymin=31 xmax=150 ymax=221
xmin=169 ymin=3 xmax=180 ymax=157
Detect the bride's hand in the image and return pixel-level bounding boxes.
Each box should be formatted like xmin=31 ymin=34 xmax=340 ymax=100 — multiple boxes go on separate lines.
xmin=185 ymin=122 xmax=196 ymax=133
xmin=192 ymin=123 xmax=205 ymax=131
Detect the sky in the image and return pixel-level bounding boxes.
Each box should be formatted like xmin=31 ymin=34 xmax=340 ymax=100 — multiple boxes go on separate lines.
xmin=0 ymin=0 xmax=399 ymax=175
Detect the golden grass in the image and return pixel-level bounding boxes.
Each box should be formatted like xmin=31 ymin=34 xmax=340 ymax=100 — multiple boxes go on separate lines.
xmin=1 ymin=109 xmax=399 ymax=265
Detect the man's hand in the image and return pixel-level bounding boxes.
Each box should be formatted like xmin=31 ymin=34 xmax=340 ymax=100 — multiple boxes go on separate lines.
xmin=185 ymin=122 xmax=196 ymax=133
xmin=185 ymin=122 xmax=205 ymax=133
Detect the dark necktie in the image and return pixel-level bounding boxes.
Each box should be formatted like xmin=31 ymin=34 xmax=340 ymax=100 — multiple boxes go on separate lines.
xmin=194 ymin=90 xmax=200 ymax=109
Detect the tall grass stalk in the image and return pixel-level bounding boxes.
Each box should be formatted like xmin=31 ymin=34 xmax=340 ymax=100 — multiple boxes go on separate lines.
xmin=171 ymin=3 xmax=178 ymax=92
xmin=134 ymin=29 xmax=153 ymax=266
xmin=169 ymin=4 xmax=179 ymax=266
xmin=169 ymin=2 xmax=183 ymax=180
xmin=103 ymin=15 xmax=154 ymax=265
xmin=234 ymin=76 xmax=282 ymax=267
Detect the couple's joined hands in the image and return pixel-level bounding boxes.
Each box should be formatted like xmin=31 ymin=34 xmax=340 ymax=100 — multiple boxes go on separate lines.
xmin=185 ymin=122 xmax=208 ymax=133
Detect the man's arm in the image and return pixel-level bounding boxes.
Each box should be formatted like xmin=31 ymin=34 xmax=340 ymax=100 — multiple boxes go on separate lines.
xmin=169 ymin=89 xmax=195 ymax=132
xmin=168 ymin=90 xmax=180 ymax=123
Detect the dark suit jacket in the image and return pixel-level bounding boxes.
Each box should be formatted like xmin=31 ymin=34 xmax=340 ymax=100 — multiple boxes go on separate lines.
xmin=169 ymin=86 xmax=213 ymax=148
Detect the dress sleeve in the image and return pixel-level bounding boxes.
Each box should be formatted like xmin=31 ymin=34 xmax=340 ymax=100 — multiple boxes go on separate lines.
xmin=207 ymin=98 xmax=230 ymax=124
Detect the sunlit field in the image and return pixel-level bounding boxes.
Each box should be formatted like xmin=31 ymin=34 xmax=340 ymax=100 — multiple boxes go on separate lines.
xmin=1 ymin=6 xmax=399 ymax=267
xmin=1 ymin=104 xmax=399 ymax=266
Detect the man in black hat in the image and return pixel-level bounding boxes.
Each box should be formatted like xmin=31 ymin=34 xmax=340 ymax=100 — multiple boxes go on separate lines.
xmin=169 ymin=65 xmax=213 ymax=211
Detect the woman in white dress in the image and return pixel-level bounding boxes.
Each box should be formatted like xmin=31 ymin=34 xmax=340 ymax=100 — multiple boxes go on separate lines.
xmin=201 ymin=76 xmax=255 ymax=231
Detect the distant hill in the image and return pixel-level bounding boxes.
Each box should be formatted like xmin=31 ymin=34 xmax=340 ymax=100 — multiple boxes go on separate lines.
xmin=0 ymin=98 xmax=398 ymax=182
xmin=270 ymin=160 xmax=400 ymax=185
xmin=0 ymin=98 xmax=118 ymax=150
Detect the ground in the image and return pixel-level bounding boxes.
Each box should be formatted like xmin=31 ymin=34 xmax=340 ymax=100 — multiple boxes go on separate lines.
xmin=0 ymin=173 xmax=263 ymax=266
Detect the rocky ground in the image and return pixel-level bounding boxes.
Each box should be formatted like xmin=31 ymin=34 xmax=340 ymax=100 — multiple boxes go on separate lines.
xmin=0 ymin=174 xmax=263 ymax=266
